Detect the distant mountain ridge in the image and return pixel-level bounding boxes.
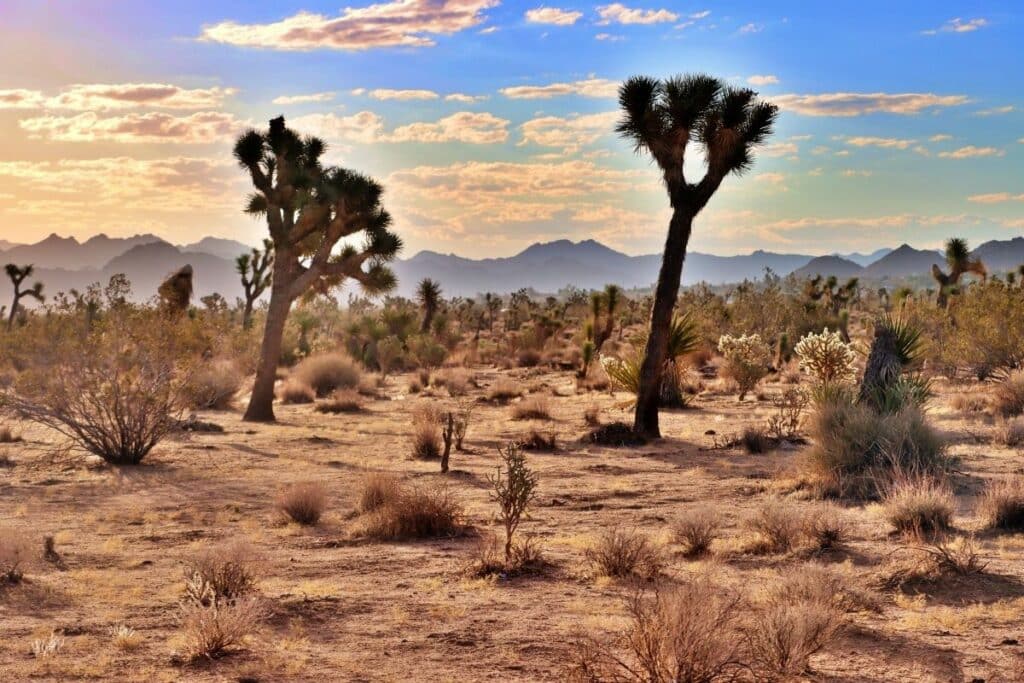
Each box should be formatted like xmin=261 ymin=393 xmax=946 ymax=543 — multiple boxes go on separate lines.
xmin=1 ymin=233 xmax=1023 ymax=302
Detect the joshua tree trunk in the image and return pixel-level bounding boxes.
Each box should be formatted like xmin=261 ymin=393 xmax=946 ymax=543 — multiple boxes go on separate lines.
xmin=858 ymin=323 xmax=901 ymax=406
xmin=633 ymin=209 xmax=693 ymax=438
xmin=242 ymin=298 xmax=256 ymax=329
xmin=244 ymin=259 xmax=293 ymax=422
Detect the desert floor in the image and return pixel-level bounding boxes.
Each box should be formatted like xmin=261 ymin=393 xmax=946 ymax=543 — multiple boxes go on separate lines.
xmin=1 ymin=368 xmax=1023 ymax=682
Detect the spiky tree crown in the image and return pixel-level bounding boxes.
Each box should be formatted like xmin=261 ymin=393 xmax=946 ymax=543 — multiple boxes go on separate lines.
xmin=616 ymin=74 xmax=778 ymax=209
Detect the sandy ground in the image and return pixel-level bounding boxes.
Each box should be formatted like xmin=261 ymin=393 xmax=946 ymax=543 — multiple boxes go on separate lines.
xmin=1 ymin=368 xmax=1023 ymax=682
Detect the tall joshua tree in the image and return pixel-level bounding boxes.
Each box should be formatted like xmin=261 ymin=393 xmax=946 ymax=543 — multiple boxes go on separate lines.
xmin=5 ymin=264 xmax=44 ymax=330
xmin=417 ymin=278 xmax=442 ymax=334
xmin=236 ymin=238 xmax=274 ymax=329
xmin=617 ymin=74 xmax=778 ymax=437
xmin=931 ymin=237 xmax=987 ymax=307
xmin=235 ymin=116 xmax=401 ymax=422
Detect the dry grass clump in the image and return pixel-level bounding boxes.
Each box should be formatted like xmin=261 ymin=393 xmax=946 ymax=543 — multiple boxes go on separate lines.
xmin=434 ymin=368 xmax=472 ymax=396
xmin=278 ymin=379 xmax=315 ymax=404
xmin=584 ymin=422 xmax=647 ymax=447
xmin=276 ymin=481 xmax=327 ymax=526
xmin=186 ymin=359 xmax=243 ymax=410
xmin=586 ymin=528 xmax=664 ymax=580
xmin=356 ymin=373 xmax=383 ymax=397
xmin=358 ymin=485 xmax=463 ymax=540
xmin=882 ymin=477 xmax=954 ymax=537
xmin=407 ymin=376 xmax=423 ymax=394
xmin=521 ymin=429 xmax=558 ymax=452
xmin=0 ymin=528 xmax=30 ymax=584
xmin=410 ymin=405 xmax=442 ymax=459
xmin=672 ymin=508 xmax=719 ymax=558
xmin=741 ymin=425 xmax=772 ymax=454
xmin=880 ymin=535 xmax=987 ymax=589
xmin=512 ymin=395 xmax=553 ymax=420
xmin=950 ymin=391 xmax=989 ymax=416
xmin=994 ymin=417 xmax=1024 ymax=447
xmin=486 ymin=378 xmax=523 ymax=403
xmin=801 ymin=503 xmax=850 ymax=551
xmin=315 ymin=389 xmax=363 ymax=414
xmin=746 ymin=499 xmax=802 ymax=553
xmin=979 ymin=477 xmax=1024 ymax=530
xmin=566 ymin=575 xmax=746 ymax=682
xmin=110 ymin=624 xmax=142 ymax=651
xmin=179 ymin=597 xmax=264 ymax=661
xmin=183 ymin=540 xmax=261 ymax=604
xmin=992 ymin=370 xmax=1024 ymax=418
xmin=517 ymin=348 xmax=542 ymax=368
xmin=290 ymin=352 xmax=361 ymax=398
xmin=31 ymin=632 xmax=65 ymax=658
xmin=358 ymin=472 xmax=402 ymax=514
xmin=583 ymin=404 xmax=601 ymax=426
xmin=0 ymin=425 xmax=23 ymax=443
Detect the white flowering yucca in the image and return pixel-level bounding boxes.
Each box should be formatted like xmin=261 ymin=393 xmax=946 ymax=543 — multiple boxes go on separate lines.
xmin=794 ymin=328 xmax=857 ymax=386
xmin=717 ymin=334 xmax=772 ymax=399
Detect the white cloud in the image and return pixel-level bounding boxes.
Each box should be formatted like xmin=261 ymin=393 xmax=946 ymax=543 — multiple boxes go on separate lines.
xmin=445 ymin=93 xmax=487 ymax=103
xmin=841 ymin=169 xmax=872 ymax=177
xmin=0 ymin=84 xmax=235 ymax=111
xmin=974 ymin=105 xmax=1015 ymax=116
xmin=747 ymin=75 xmax=779 ymax=86
xmin=738 ymin=23 xmax=763 ymax=34
xmin=596 ymin=3 xmax=678 ymax=25
xmin=967 ymin=192 xmax=1024 ymax=203
xmin=594 ymin=32 xmax=624 ymax=41
xmin=0 ymin=89 xmax=46 ymax=109
xmin=199 ymin=0 xmax=498 ymax=51
xmin=843 ymin=136 xmax=916 ymax=150
xmin=518 ymin=111 xmax=618 ymax=152
xmin=18 ymin=111 xmax=244 ymax=144
xmin=774 ymin=92 xmax=969 ymax=116
xmin=760 ymin=141 xmax=798 ymax=157
xmin=929 ymin=134 xmax=952 ymax=142
xmin=500 ymin=77 xmax=618 ymax=99
xmin=367 ymin=88 xmax=439 ymax=101
xmin=525 ymin=7 xmax=582 ymax=25
xmin=291 ymin=110 xmax=509 ymax=145
xmin=938 ymin=145 xmax=1005 ymax=159
xmin=922 ymin=17 xmax=988 ymax=35
xmin=272 ymin=92 xmax=336 ymax=105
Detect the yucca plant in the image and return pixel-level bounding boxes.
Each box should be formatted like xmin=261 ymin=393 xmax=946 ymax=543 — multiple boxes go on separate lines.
xmin=603 ymin=314 xmax=699 ymax=406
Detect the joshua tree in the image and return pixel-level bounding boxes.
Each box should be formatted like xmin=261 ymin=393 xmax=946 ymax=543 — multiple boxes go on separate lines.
xmin=931 ymin=237 xmax=987 ymax=307
xmin=5 ymin=264 xmax=44 ymax=330
xmin=235 ymin=116 xmax=400 ymax=422
xmin=617 ymin=74 xmax=778 ymax=437
xmin=157 ymin=264 xmax=193 ymax=314
xmin=236 ymin=239 xmax=274 ymax=329
xmin=416 ymin=278 xmax=442 ymax=334
xmin=484 ymin=292 xmax=502 ymax=332
xmin=593 ymin=284 xmax=622 ymax=353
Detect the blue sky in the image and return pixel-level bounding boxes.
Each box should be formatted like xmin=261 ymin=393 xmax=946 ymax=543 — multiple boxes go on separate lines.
xmin=0 ymin=1 xmax=1021 ymax=257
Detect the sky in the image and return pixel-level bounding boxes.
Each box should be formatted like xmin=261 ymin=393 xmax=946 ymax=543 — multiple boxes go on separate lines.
xmin=0 ymin=1 xmax=1021 ymax=258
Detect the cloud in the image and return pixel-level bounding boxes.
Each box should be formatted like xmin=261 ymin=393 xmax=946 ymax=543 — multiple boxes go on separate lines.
xmin=291 ymin=110 xmax=508 ymax=144
xmin=773 ymin=92 xmax=969 ymax=116
xmin=760 ymin=141 xmax=798 ymax=157
xmin=0 ymin=89 xmax=48 ymax=109
xmin=518 ymin=111 xmax=618 ymax=152
xmin=0 ymin=84 xmax=236 ymax=111
xmin=18 ymin=111 xmax=244 ymax=143
xmin=596 ymin=3 xmax=678 ymax=25
xmin=594 ymin=33 xmax=624 ymax=41
xmin=747 ymin=75 xmax=779 ymax=86
xmin=938 ymin=145 xmax=1005 ymax=159
xmin=199 ymin=0 xmax=498 ymax=51
xmin=271 ymin=92 xmax=336 ymax=105
xmin=929 ymin=134 xmax=952 ymax=142
xmin=974 ymin=105 xmax=1015 ymax=116
xmin=843 ymin=136 xmax=916 ymax=149
xmin=922 ymin=17 xmax=988 ymax=35
xmin=445 ymin=93 xmax=487 ymax=103
xmin=525 ymin=7 xmax=582 ymax=25
xmin=841 ymin=169 xmax=872 ymax=177
xmin=755 ymin=172 xmax=788 ymax=190
xmin=738 ymin=23 xmax=763 ymax=34
xmin=367 ymin=88 xmax=439 ymax=101
xmin=500 ymin=77 xmax=618 ymax=99
xmin=967 ymin=192 xmax=1024 ymax=204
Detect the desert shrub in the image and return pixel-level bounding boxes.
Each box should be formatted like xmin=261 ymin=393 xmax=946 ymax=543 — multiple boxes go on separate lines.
xmin=766 ymin=387 xmax=808 ymax=441
xmin=487 ymin=443 xmax=539 ymax=565
xmin=179 ymin=597 xmax=264 ymax=661
xmin=184 ymin=540 xmax=261 ymax=605
xmin=410 ymin=405 xmax=442 ymax=459
xmin=358 ymin=472 xmax=402 ymax=513
xmin=436 ymin=368 xmax=471 ymax=396
xmin=315 ymin=389 xmax=363 ymax=414
xmin=521 ymin=429 xmax=558 ymax=452
xmin=452 ymin=400 xmax=474 ymax=450
xmin=0 ymin=426 xmax=21 ymax=443
xmin=882 ymin=477 xmax=954 ymax=536
xmin=290 ymin=352 xmax=361 ymax=398
xmin=278 ymin=379 xmax=315 ymax=404
xmin=801 ymin=503 xmax=850 ymax=551
xmin=717 ymin=333 xmax=772 ymax=400
xmin=794 ymin=327 xmax=856 ymax=387
xmin=487 ymin=379 xmax=523 ymax=402
xmin=356 ymin=373 xmax=382 ymax=397
xmin=517 ymin=348 xmax=542 ymax=367
xmin=746 ymin=499 xmax=802 ymax=553
xmin=511 ymin=395 xmax=552 ymax=420
xmin=586 ymin=528 xmax=664 ymax=580
xmin=585 ymin=421 xmax=648 ymax=447
xmin=950 ymin=391 xmax=989 ymax=416
xmin=360 ymin=485 xmax=463 ymax=540
xmin=994 ymin=417 xmax=1024 ymax=447
xmin=407 ymin=376 xmax=423 ymax=394
xmin=276 ymin=481 xmax=327 ymax=525
xmin=0 ymin=528 xmax=30 ymax=584
xmin=31 ymin=632 xmax=65 ymax=658
xmin=110 ymin=624 xmax=142 ymax=651
xmin=803 ymin=393 xmax=949 ymax=496
xmin=567 ymin=576 xmax=745 ymax=682
xmin=979 ymin=477 xmax=1024 ymax=530
xmin=186 ymin=359 xmax=243 ymax=410
xmin=993 ymin=370 xmax=1024 ymax=418
xmin=0 ymin=309 xmax=189 ymax=465
xmin=583 ymin=404 xmax=601 ymax=426
xmin=672 ymin=509 xmax=719 ymax=558
xmin=741 ymin=425 xmax=771 ymax=454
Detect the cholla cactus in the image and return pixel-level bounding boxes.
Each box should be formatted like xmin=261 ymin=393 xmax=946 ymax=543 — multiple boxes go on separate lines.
xmin=717 ymin=334 xmax=772 ymax=400
xmin=794 ymin=327 xmax=857 ymax=386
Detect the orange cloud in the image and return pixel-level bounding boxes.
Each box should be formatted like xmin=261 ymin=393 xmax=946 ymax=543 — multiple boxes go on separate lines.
xmin=18 ymin=111 xmax=244 ymax=143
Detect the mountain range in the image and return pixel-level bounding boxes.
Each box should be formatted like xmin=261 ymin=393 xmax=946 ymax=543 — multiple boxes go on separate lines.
xmin=0 ymin=233 xmax=1022 ymax=304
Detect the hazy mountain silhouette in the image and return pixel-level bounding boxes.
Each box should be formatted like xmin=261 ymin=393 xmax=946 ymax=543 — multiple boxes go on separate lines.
xmin=2 ymin=234 xmax=1024 ymax=305
xmin=837 ymin=248 xmax=893 ymax=267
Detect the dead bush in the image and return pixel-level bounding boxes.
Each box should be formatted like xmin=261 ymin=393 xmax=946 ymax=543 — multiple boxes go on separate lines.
xmin=672 ymin=508 xmax=719 ymax=558
xmin=517 ymin=349 xmax=542 ymax=367
xmin=882 ymin=477 xmax=954 ymax=537
xmin=276 ymin=481 xmax=327 ymax=525
xmin=0 ymin=528 xmax=30 ymax=584
xmin=358 ymin=472 xmax=402 ymax=514
xmin=801 ymin=503 xmax=850 ymax=551
xmin=583 ymin=404 xmax=601 ymax=426
xmin=359 ymin=485 xmax=463 ymax=540
xmin=436 ymin=368 xmax=472 ymax=396
xmin=278 ymin=379 xmax=315 ymax=404
xmin=487 ymin=379 xmax=523 ymax=403
xmin=410 ymin=405 xmax=442 ymax=459
xmin=586 ymin=528 xmax=664 ymax=580
xmin=994 ymin=417 xmax=1024 ymax=447
xmin=0 ymin=426 xmax=22 ymax=443
xmin=584 ymin=422 xmax=648 ymax=447
xmin=186 ymin=359 xmax=243 ymax=410
xmin=315 ymin=389 xmax=363 ymax=414
xmin=291 ymin=352 xmax=361 ymax=398
xmin=993 ymin=370 xmax=1024 ymax=418
xmin=979 ymin=477 xmax=1024 ymax=530
xmin=179 ymin=597 xmax=264 ymax=661
xmin=521 ymin=429 xmax=558 ymax=452
xmin=741 ymin=425 xmax=772 ymax=454
xmin=950 ymin=392 xmax=989 ymax=416
xmin=746 ymin=499 xmax=802 ymax=553
xmin=512 ymin=395 xmax=553 ymax=420
xmin=183 ymin=540 xmax=261 ymax=605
